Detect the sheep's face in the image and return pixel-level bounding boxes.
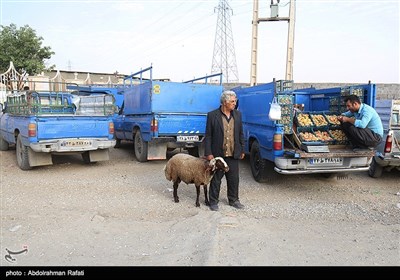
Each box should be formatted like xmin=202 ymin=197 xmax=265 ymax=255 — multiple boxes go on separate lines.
xmin=209 ymin=157 xmax=229 ymax=172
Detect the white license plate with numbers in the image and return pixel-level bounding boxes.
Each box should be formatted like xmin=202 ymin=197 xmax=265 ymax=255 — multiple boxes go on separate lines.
xmin=177 ymin=135 xmax=199 ymax=142
xmin=61 ymin=140 xmax=92 ymax=147
xmin=309 ymin=157 xmax=343 ymax=165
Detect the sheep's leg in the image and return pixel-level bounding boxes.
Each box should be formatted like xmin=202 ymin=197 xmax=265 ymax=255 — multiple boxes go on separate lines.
xmin=195 ymin=185 xmax=201 ymax=207
xmin=203 ymin=185 xmax=210 ymax=206
xmin=173 ymin=180 xmax=180 ymax=203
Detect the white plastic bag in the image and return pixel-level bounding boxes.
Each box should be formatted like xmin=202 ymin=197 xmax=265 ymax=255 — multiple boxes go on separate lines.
xmin=268 ymin=97 xmax=281 ymax=120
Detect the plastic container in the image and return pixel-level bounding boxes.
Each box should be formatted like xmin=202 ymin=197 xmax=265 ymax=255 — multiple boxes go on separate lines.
xmin=313 ymin=129 xmax=335 ymax=144
xmin=310 ymin=112 xmax=328 ymax=127
xmin=277 ymin=94 xmax=294 ymax=134
xmin=324 ymin=112 xmax=341 ymax=126
xmin=328 ymin=129 xmax=348 ymax=145
xmin=296 ymin=126 xmax=321 ymax=144
xmin=295 ymin=112 xmax=314 ymax=127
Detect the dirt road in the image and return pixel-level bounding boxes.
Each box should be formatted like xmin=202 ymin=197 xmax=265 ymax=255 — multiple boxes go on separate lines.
xmin=1 ymin=143 xmax=399 ymax=266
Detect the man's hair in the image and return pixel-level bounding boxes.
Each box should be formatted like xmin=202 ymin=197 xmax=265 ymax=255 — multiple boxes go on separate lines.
xmin=344 ymin=95 xmax=361 ymax=104
xmin=220 ymin=90 xmax=236 ymax=104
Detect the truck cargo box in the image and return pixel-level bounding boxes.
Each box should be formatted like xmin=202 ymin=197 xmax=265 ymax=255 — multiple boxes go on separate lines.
xmin=113 ymin=67 xmax=223 ymax=161
xmin=233 ymin=80 xmax=377 ymax=182
xmin=123 ymin=81 xmax=222 ymax=115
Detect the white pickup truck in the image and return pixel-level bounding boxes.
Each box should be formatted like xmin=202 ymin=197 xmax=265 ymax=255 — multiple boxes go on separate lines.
xmin=369 ymin=100 xmax=400 ymax=177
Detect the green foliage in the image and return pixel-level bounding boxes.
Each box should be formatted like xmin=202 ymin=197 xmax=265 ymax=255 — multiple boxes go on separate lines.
xmin=0 ymin=23 xmax=55 ymax=75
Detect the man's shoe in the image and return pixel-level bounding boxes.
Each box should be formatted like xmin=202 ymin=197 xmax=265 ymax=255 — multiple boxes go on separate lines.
xmin=209 ymin=204 xmax=219 ymax=211
xmin=229 ymin=200 xmax=244 ymax=209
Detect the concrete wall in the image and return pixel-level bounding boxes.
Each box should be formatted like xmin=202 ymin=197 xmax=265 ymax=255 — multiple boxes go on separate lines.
xmin=294 ymin=83 xmax=400 ymax=100
xmin=40 ymin=70 xmax=399 ymax=100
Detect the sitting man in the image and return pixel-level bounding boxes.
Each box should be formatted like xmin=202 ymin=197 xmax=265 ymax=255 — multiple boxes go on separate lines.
xmin=337 ymin=95 xmax=383 ymax=151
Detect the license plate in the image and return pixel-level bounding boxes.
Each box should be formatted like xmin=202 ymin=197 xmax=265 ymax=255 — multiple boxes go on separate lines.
xmin=61 ymin=140 xmax=92 ymax=147
xmin=177 ymin=135 xmax=199 ymax=142
xmin=309 ymin=157 xmax=343 ymax=165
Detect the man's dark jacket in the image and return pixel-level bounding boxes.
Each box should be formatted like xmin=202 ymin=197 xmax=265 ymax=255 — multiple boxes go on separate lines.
xmin=204 ymin=107 xmax=245 ymax=159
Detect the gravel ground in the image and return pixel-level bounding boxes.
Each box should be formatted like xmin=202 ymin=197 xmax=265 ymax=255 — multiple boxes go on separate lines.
xmin=1 ymin=142 xmax=399 ymax=267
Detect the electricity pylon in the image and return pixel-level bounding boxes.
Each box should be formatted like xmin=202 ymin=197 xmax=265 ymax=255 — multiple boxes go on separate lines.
xmin=211 ymin=0 xmax=239 ymax=83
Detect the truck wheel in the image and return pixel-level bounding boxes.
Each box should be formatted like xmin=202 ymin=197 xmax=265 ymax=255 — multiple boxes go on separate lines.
xmin=82 ymin=151 xmax=97 ymax=164
xmin=250 ymin=141 xmax=274 ymax=183
xmin=114 ymin=138 xmax=121 ymax=148
xmin=134 ymin=131 xmax=148 ymax=162
xmin=187 ymin=147 xmax=199 ymax=157
xmin=16 ymin=134 xmax=32 ymax=170
xmin=368 ymin=157 xmax=383 ymax=178
xmin=0 ymin=132 xmax=9 ymax=151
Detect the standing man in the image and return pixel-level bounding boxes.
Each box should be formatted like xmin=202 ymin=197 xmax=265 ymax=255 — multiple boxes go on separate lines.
xmin=337 ymin=95 xmax=383 ymax=151
xmin=204 ymin=90 xmax=245 ymax=211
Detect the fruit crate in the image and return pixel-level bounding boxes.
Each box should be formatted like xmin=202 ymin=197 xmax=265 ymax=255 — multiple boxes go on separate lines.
xmin=323 ymin=112 xmax=341 ymax=127
xmin=295 ymin=126 xmax=319 ymax=145
xmin=313 ymin=128 xmax=335 ymax=145
xmin=328 ymin=128 xmax=349 ymax=145
xmin=309 ymin=112 xmax=329 ymax=128
xmin=276 ymin=80 xmax=293 ymax=92
xmin=294 ymin=112 xmax=314 ymax=128
xmin=341 ymin=86 xmax=364 ymax=102
xmin=295 ymin=124 xmax=336 ymax=145
xmin=295 ymin=126 xmax=324 ymax=144
xmin=329 ymin=96 xmax=341 ymax=112
xmin=277 ymin=94 xmax=294 ymax=134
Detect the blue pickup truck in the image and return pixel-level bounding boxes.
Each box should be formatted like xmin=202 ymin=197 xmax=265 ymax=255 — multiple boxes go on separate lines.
xmin=113 ymin=67 xmax=223 ymax=162
xmin=369 ymin=99 xmax=400 ymax=177
xmin=0 ymin=82 xmax=116 ymax=170
xmin=233 ymin=80 xmax=376 ymax=182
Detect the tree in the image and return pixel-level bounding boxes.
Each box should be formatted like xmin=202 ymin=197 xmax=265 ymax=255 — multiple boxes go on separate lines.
xmin=0 ymin=23 xmax=55 ymax=75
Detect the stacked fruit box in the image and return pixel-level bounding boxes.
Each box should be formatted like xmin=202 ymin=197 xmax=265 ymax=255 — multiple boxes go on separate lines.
xmin=323 ymin=112 xmax=349 ymax=145
xmin=310 ymin=112 xmax=335 ymax=144
xmin=295 ymin=112 xmax=320 ymax=144
xmin=296 ymin=112 xmax=337 ymax=145
xmin=277 ymin=94 xmax=294 ymax=134
xmin=328 ymin=129 xmax=348 ymax=145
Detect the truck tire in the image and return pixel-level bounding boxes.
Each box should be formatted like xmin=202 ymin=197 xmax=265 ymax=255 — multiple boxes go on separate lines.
xmin=368 ymin=157 xmax=383 ymax=178
xmin=187 ymin=147 xmax=199 ymax=157
xmin=250 ymin=141 xmax=276 ymax=183
xmin=134 ymin=131 xmax=148 ymax=162
xmin=82 ymin=151 xmax=97 ymax=164
xmin=114 ymin=138 xmax=121 ymax=148
xmin=0 ymin=132 xmax=9 ymax=151
xmin=16 ymin=134 xmax=32 ymax=170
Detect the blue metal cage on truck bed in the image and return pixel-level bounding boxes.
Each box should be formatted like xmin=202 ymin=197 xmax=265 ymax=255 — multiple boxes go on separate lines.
xmin=114 ymin=66 xmax=224 ymax=161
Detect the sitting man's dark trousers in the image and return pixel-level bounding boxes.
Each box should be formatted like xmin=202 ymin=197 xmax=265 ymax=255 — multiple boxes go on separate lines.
xmin=341 ymin=122 xmax=382 ymax=149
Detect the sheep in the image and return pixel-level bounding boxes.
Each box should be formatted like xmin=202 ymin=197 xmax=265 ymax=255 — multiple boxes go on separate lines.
xmin=164 ymin=153 xmax=229 ymax=207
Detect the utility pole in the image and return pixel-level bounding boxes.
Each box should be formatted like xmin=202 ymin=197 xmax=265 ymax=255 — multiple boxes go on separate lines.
xmin=249 ymin=0 xmax=296 ymax=86
xmin=286 ymin=0 xmax=295 ymax=81
xmin=250 ymin=0 xmax=259 ymax=86
xmin=211 ymin=0 xmax=239 ymax=83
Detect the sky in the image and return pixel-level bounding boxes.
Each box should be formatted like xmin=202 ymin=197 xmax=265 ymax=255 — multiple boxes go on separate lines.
xmin=1 ymin=0 xmax=399 ymax=84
